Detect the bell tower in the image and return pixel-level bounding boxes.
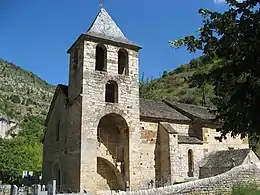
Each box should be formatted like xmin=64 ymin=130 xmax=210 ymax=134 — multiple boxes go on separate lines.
xmin=67 ymin=8 xmax=142 ymax=192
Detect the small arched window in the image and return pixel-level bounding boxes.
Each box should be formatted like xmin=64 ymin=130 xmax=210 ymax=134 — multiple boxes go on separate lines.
xmin=188 ymin=149 xmax=194 ymax=177
xmin=53 ymin=163 xmax=61 ymax=192
xmin=95 ymin=44 xmax=107 ymax=71
xmin=105 ymin=80 xmax=118 ymax=103
xmin=118 ymin=49 xmax=128 ymax=75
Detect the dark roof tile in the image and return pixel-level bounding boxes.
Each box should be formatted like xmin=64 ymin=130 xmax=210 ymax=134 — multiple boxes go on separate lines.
xmin=164 ymin=100 xmax=216 ymax=120
xmin=159 ymin=122 xmax=177 ymax=134
xmin=200 ymin=149 xmax=251 ymax=168
xmin=58 ymin=84 xmax=68 ymax=97
xmin=86 ymin=8 xmax=139 ymax=48
xmin=178 ymin=135 xmax=203 ymax=144
xmin=140 ymin=99 xmax=190 ymax=121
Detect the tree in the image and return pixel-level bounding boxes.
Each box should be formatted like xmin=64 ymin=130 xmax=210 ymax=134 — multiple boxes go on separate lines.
xmin=170 ymin=0 xmax=260 ymax=139
xmin=0 ymin=115 xmax=44 ymax=184
xmin=0 ymin=137 xmax=42 ymax=185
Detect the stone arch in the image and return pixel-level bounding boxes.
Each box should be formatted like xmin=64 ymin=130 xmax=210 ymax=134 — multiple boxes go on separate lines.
xmin=95 ymin=44 xmax=107 ymax=71
xmin=118 ymin=49 xmax=129 ymax=75
xmin=105 ymin=80 xmax=118 ymax=103
xmin=97 ymin=113 xmax=129 ymax=190
xmin=97 ymin=157 xmax=125 ymax=191
xmin=52 ymin=162 xmax=62 ymax=192
xmin=188 ymin=149 xmax=194 ymax=177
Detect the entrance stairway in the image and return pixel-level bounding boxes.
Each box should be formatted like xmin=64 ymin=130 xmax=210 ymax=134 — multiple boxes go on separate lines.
xmin=97 ymin=137 xmax=122 ymax=172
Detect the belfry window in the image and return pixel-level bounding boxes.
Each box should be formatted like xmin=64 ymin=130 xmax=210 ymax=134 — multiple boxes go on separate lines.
xmin=118 ymin=49 xmax=128 ymax=75
xmin=95 ymin=44 xmax=107 ymax=71
xmin=188 ymin=149 xmax=194 ymax=177
xmin=105 ymin=80 xmax=118 ymax=103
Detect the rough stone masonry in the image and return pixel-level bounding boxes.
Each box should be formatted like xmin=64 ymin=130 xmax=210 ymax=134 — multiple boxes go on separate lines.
xmin=42 ymin=7 xmax=258 ymax=193
xmin=97 ymin=163 xmax=260 ymax=195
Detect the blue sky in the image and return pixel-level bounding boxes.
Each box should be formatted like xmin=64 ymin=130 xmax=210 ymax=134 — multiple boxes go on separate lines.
xmin=0 ymin=0 xmax=229 ymax=86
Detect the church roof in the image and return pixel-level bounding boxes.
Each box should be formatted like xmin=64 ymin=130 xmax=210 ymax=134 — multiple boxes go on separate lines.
xmin=178 ymin=135 xmax=203 ymax=144
xmin=200 ymin=149 xmax=251 ymax=168
xmin=45 ymin=85 xmax=220 ymax=126
xmin=85 ymin=8 xmax=140 ymax=48
xmin=164 ymin=100 xmax=216 ymax=121
xmin=140 ymin=99 xmax=190 ymax=122
xmin=58 ymin=84 xmax=68 ymax=97
xmin=159 ymin=122 xmax=177 ymax=134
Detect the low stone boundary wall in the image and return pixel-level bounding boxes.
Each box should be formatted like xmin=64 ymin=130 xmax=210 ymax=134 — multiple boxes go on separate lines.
xmin=98 ymin=163 xmax=260 ymax=195
xmin=0 ymin=185 xmax=11 ymax=195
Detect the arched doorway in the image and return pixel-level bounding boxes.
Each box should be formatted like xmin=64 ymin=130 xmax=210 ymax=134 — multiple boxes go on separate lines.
xmin=97 ymin=113 xmax=129 ymax=191
xmin=52 ymin=163 xmax=62 ymax=192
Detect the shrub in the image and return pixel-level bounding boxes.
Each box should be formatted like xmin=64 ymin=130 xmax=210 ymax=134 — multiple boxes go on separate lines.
xmin=10 ymin=95 xmax=20 ymax=104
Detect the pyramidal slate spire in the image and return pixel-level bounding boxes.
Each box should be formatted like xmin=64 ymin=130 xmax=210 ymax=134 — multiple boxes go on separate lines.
xmin=86 ymin=8 xmax=138 ymax=47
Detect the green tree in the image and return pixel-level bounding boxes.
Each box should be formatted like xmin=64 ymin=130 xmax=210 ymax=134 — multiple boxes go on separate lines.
xmin=19 ymin=115 xmax=45 ymax=142
xmin=170 ymin=0 xmax=260 ymax=139
xmin=0 ymin=137 xmax=42 ymax=185
xmin=0 ymin=115 xmax=44 ymax=184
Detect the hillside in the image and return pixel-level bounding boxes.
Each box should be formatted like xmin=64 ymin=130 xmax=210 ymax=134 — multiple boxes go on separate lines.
xmin=0 ymin=56 xmax=214 ymax=123
xmin=0 ymin=59 xmax=57 ymax=184
xmin=140 ymin=56 xmax=217 ymax=107
xmin=0 ymin=58 xmax=55 ymax=120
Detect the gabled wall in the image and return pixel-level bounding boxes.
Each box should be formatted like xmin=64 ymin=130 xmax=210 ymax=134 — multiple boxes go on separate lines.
xmin=42 ymin=91 xmax=69 ymax=189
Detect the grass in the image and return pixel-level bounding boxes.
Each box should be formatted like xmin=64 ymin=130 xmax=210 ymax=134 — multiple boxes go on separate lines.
xmin=231 ymin=183 xmax=260 ymax=195
xmin=217 ymin=183 xmax=260 ymax=195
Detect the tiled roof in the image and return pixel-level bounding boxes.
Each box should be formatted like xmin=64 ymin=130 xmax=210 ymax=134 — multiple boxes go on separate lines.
xmin=58 ymin=84 xmax=68 ymax=97
xmin=200 ymin=149 xmax=251 ymax=168
xmin=52 ymin=84 xmax=216 ymax=123
xmin=164 ymin=100 xmax=216 ymax=120
xmin=178 ymin=135 xmax=203 ymax=144
xmin=140 ymin=99 xmax=190 ymax=121
xmin=86 ymin=8 xmax=139 ymax=48
xmin=159 ymin=122 xmax=177 ymax=134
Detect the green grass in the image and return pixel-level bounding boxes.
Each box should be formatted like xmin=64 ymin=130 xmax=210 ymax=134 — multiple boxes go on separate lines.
xmin=217 ymin=183 xmax=260 ymax=195
xmin=231 ymin=183 xmax=260 ymax=195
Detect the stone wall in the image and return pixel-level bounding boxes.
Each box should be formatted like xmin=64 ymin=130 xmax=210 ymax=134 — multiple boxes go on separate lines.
xmin=42 ymin=91 xmax=69 ymax=188
xmin=137 ymin=121 xmax=250 ymax=187
xmin=139 ymin=121 xmax=158 ymax=187
xmin=171 ymin=144 xmax=203 ymax=182
xmin=97 ymin=163 xmax=260 ymax=195
xmin=202 ymin=127 xmax=249 ymax=154
xmin=79 ymin=39 xmax=141 ymax=191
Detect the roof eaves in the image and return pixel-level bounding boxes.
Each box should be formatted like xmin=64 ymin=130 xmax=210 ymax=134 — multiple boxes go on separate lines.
xmin=140 ymin=115 xmax=191 ymax=124
xmin=84 ymin=33 xmax=142 ymax=50
xmin=163 ymin=100 xmax=197 ymax=120
xmin=67 ymin=34 xmax=85 ymax=54
xmin=159 ymin=122 xmax=177 ymax=134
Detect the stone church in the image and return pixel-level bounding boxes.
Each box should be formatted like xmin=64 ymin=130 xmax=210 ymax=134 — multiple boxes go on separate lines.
xmin=42 ymin=7 xmax=258 ymax=193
